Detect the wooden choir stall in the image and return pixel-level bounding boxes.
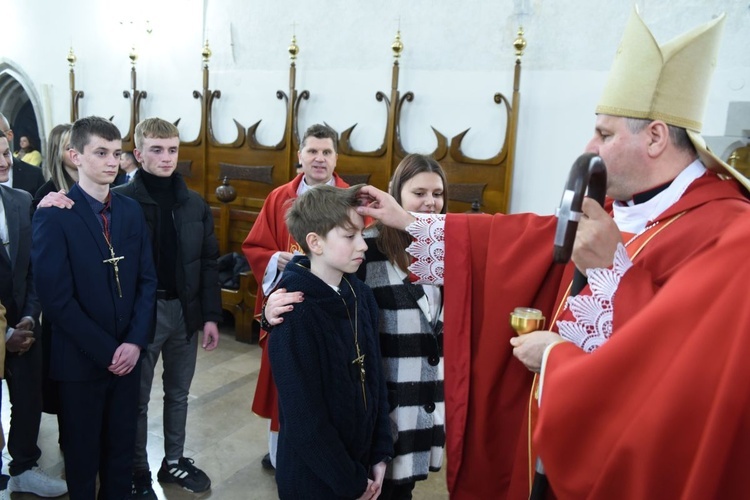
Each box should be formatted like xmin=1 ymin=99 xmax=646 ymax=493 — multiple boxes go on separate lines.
xmin=67 ymin=29 xmax=528 ymax=342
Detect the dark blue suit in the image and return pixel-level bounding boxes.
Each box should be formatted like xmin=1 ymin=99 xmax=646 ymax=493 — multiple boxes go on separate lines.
xmin=32 ymin=183 xmax=157 ymax=500
xmin=0 ymin=185 xmax=44 ymax=479
xmin=10 ymin=156 xmax=45 ymax=197
xmin=111 ymin=172 xmax=128 ymax=187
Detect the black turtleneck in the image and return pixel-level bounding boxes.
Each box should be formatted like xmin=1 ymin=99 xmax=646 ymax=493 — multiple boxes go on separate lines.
xmin=140 ymin=169 xmax=178 ymax=295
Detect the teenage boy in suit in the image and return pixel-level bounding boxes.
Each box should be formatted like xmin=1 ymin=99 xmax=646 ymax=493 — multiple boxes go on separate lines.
xmin=32 ymin=116 xmax=157 ymax=499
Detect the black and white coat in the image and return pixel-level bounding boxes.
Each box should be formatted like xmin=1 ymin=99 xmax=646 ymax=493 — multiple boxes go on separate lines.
xmin=358 ymin=231 xmax=445 ymax=484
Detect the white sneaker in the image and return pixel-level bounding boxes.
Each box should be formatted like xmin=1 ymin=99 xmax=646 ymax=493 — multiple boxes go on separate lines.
xmin=8 ymin=466 xmax=68 ymax=497
xmin=0 ymin=488 xmax=9 ymax=500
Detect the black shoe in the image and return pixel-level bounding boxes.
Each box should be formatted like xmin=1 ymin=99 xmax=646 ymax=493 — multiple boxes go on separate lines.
xmin=157 ymin=457 xmax=211 ymax=493
xmin=131 ymin=469 xmax=157 ymax=499
xmin=261 ymin=453 xmax=275 ymax=471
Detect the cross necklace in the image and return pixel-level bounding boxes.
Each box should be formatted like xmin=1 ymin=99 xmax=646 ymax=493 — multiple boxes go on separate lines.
xmin=99 ymin=200 xmax=124 ymax=298
xmin=341 ymin=277 xmax=367 ymax=410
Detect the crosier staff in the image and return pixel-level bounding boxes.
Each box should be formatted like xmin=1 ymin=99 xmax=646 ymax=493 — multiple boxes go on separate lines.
xmin=530 ymin=153 xmax=607 ymax=500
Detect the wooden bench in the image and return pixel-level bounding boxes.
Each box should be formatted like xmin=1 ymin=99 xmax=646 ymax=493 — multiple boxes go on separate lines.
xmin=213 ymin=186 xmax=263 ymax=343
xmin=220 ymin=271 xmax=259 ymax=343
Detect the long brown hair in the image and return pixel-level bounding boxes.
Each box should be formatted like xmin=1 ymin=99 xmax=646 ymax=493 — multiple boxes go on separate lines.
xmin=377 ymin=154 xmax=448 ymax=272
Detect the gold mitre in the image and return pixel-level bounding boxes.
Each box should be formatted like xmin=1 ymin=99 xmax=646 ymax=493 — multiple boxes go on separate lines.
xmin=597 ymin=7 xmax=749 ymax=190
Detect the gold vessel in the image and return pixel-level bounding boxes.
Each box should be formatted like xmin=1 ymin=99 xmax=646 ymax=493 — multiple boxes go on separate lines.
xmin=509 ymin=307 xmax=545 ymax=335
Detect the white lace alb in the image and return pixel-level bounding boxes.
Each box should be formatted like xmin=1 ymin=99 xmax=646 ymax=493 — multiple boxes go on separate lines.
xmin=403 ymin=212 xmax=639 ymax=352
xmin=557 ymin=244 xmax=633 ymax=352
xmin=405 ymin=213 xmax=445 ymax=285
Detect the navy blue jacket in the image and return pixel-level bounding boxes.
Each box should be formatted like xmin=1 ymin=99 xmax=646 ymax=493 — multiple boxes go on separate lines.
xmin=269 ymin=255 xmax=393 ymax=499
xmin=0 ymin=185 xmax=39 ymax=326
xmin=31 ymin=184 xmax=157 ymax=381
xmin=11 ymin=156 xmax=45 ymax=197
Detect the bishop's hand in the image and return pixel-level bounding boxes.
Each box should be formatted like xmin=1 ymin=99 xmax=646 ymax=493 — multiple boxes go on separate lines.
xmin=355 ymin=185 xmax=415 ymax=230
xmin=510 ymin=331 xmax=562 ymax=373
xmin=572 ymin=198 xmax=622 ymax=275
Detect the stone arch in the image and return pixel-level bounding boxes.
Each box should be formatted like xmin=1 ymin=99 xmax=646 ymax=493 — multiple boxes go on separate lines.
xmin=0 ymin=59 xmax=47 ymax=160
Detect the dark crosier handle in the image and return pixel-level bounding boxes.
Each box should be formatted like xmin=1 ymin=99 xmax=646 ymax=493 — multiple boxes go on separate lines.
xmin=553 ymin=153 xmax=607 ymax=264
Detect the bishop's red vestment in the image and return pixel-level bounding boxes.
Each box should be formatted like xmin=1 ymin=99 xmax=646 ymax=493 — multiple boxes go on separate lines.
xmin=536 ymin=213 xmax=750 ymax=499
xmin=440 ymin=173 xmax=750 ymax=499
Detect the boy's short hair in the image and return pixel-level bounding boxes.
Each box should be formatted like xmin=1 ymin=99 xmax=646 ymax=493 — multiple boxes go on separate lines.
xmin=134 ymin=117 xmax=179 ymax=150
xmin=286 ymin=184 xmax=364 ymax=254
xmin=70 ymin=116 xmax=121 ymax=153
xmin=300 ymin=124 xmax=338 ymax=153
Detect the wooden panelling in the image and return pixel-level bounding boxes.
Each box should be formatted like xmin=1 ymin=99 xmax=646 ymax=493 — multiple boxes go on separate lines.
xmin=70 ymin=32 xmax=527 ymax=342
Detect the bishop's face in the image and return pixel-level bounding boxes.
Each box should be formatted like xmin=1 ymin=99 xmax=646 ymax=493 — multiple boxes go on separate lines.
xmin=584 ymin=114 xmax=650 ymax=201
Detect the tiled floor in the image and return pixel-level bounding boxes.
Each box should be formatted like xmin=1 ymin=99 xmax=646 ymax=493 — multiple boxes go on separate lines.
xmin=2 ymin=325 xmax=449 ymax=499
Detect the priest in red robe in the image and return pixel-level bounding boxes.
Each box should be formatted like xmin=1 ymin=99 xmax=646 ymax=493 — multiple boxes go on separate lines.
xmin=356 ymin=6 xmax=750 ymax=499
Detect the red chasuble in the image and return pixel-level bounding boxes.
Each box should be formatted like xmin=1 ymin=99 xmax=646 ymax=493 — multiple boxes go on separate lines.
xmin=443 ymin=172 xmax=750 ymax=499
xmin=242 ymin=173 xmax=349 ymax=429
xmin=536 ymin=214 xmax=750 ymax=499
xmin=443 ymin=212 xmax=567 ymax=499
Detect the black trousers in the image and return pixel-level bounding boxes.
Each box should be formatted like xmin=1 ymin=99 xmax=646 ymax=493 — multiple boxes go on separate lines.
xmin=2 ymin=336 xmax=43 ymax=476
xmin=58 ymin=363 xmax=141 ymax=500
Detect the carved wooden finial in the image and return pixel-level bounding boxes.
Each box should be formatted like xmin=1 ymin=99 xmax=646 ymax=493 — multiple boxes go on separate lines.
xmin=215 ymin=176 xmax=237 ymax=203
